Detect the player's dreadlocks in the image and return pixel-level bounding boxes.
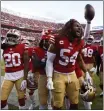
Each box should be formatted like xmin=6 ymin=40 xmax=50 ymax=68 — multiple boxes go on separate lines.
xmin=58 ymin=19 xmax=83 ymax=42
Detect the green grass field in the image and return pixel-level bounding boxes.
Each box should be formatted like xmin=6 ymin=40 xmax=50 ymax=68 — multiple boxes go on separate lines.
xmin=1 ymin=59 xmax=103 ymax=110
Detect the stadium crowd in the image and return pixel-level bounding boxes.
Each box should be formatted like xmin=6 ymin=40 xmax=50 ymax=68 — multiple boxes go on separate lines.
xmin=1 ymin=11 xmax=64 ymax=30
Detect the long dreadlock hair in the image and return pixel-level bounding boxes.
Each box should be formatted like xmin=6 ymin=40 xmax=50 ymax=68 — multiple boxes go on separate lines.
xmin=57 ymin=19 xmax=83 ymax=42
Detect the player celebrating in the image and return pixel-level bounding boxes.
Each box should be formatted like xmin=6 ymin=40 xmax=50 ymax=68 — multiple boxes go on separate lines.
xmin=46 ymin=18 xmax=92 ymax=110
xmin=1 ymin=29 xmax=29 ymax=109
xmin=28 ymin=29 xmax=52 ymax=110
xmin=46 ymin=4 xmax=95 ymax=110
xmin=49 ymin=33 xmax=95 ymax=110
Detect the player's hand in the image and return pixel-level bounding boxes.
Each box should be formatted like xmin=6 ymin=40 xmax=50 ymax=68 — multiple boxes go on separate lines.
xmin=47 ymin=78 xmax=54 ymax=90
xmin=20 ymin=80 xmax=27 ymax=91
xmin=84 ymin=4 xmax=95 ymax=22
xmin=90 ymin=67 xmax=96 ymax=73
xmin=49 ymin=35 xmax=55 ymax=44
xmin=85 ymin=72 xmax=92 ymax=85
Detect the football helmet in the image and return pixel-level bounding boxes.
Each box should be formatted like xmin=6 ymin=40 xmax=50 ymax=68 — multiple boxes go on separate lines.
xmin=39 ymin=31 xmax=52 ymax=50
xmin=6 ymin=29 xmax=21 ymax=45
xmin=86 ymin=35 xmax=94 ymax=45
xmin=27 ymin=73 xmax=38 ymax=90
xmin=80 ymin=81 xmax=96 ymax=102
xmin=42 ymin=29 xmax=52 ymax=35
xmin=100 ymin=37 xmax=103 ymax=46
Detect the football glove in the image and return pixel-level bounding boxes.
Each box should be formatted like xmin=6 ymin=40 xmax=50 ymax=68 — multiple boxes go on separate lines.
xmin=90 ymin=67 xmax=96 ymax=73
xmin=85 ymin=72 xmax=92 ymax=85
xmin=47 ymin=78 xmax=54 ymax=90
xmin=20 ymin=80 xmax=27 ymax=91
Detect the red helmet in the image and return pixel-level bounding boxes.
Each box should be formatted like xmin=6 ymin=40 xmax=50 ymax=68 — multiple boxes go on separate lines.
xmin=41 ymin=35 xmax=51 ymax=40
xmin=42 ymin=29 xmax=52 ymax=35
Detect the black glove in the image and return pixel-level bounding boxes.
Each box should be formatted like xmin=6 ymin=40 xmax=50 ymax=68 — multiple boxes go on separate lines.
xmin=85 ymin=4 xmax=95 ymax=21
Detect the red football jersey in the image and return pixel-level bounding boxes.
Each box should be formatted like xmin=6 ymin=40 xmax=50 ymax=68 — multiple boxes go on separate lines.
xmin=3 ymin=44 xmax=27 ymax=73
xmin=28 ymin=47 xmax=34 ymax=73
xmin=98 ymin=46 xmax=103 ymax=72
xmin=82 ymin=44 xmax=97 ymax=64
xmin=53 ymin=37 xmax=84 ymax=73
xmin=28 ymin=47 xmax=46 ymax=75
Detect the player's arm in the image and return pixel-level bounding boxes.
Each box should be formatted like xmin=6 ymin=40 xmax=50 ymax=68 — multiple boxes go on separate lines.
xmin=77 ymin=53 xmax=87 ymax=73
xmin=92 ymin=56 xmax=96 ymax=67
xmin=89 ymin=49 xmax=98 ymax=73
xmin=23 ymin=49 xmax=29 ymax=80
xmin=77 ymin=53 xmax=92 ymax=83
xmin=46 ymin=44 xmax=56 ymax=78
xmin=20 ymin=48 xmax=29 ymax=91
xmin=83 ymin=21 xmax=91 ymax=38
xmin=46 ymin=44 xmax=56 ymax=90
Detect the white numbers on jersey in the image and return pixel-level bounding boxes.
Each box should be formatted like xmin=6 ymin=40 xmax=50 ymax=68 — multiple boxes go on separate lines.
xmin=59 ymin=49 xmax=79 ymax=66
xmin=83 ymin=48 xmax=93 ymax=57
xmin=4 ymin=53 xmax=21 ymax=67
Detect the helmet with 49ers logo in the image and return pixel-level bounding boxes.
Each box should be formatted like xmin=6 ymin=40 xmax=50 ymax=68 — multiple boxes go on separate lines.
xmin=39 ymin=29 xmax=52 ymax=50
xmin=6 ymin=29 xmax=21 ymax=45
xmin=80 ymin=81 xmax=96 ymax=102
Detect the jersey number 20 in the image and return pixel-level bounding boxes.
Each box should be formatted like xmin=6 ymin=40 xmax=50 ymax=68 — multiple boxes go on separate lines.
xmin=4 ymin=53 xmax=21 ymax=67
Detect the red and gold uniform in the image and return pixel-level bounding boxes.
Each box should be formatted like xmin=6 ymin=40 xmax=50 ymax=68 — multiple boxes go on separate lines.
xmin=81 ymin=44 xmax=97 ymax=76
xmin=1 ymin=43 xmax=27 ymax=104
xmin=52 ymin=37 xmax=84 ymax=107
xmin=28 ymin=46 xmax=48 ymax=105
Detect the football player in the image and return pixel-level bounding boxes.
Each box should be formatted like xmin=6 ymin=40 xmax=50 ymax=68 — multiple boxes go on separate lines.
xmin=21 ymin=39 xmax=38 ymax=109
xmin=81 ymin=35 xmax=97 ymax=78
xmin=28 ymin=29 xmax=52 ymax=110
xmin=80 ymin=4 xmax=96 ymax=109
xmin=81 ymin=4 xmax=97 ymax=79
xmin=46 ymin=19 xmax=93 ymax=110
xmin=49 ymin=34 xmax=95 ymax=110
xmin=97 ymin=37 xmax=103 ymax=97
xmin=46 ymin=4 xmax=95 ymax=110
xmin=1 ymin=29 xmax=29 ymax=109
